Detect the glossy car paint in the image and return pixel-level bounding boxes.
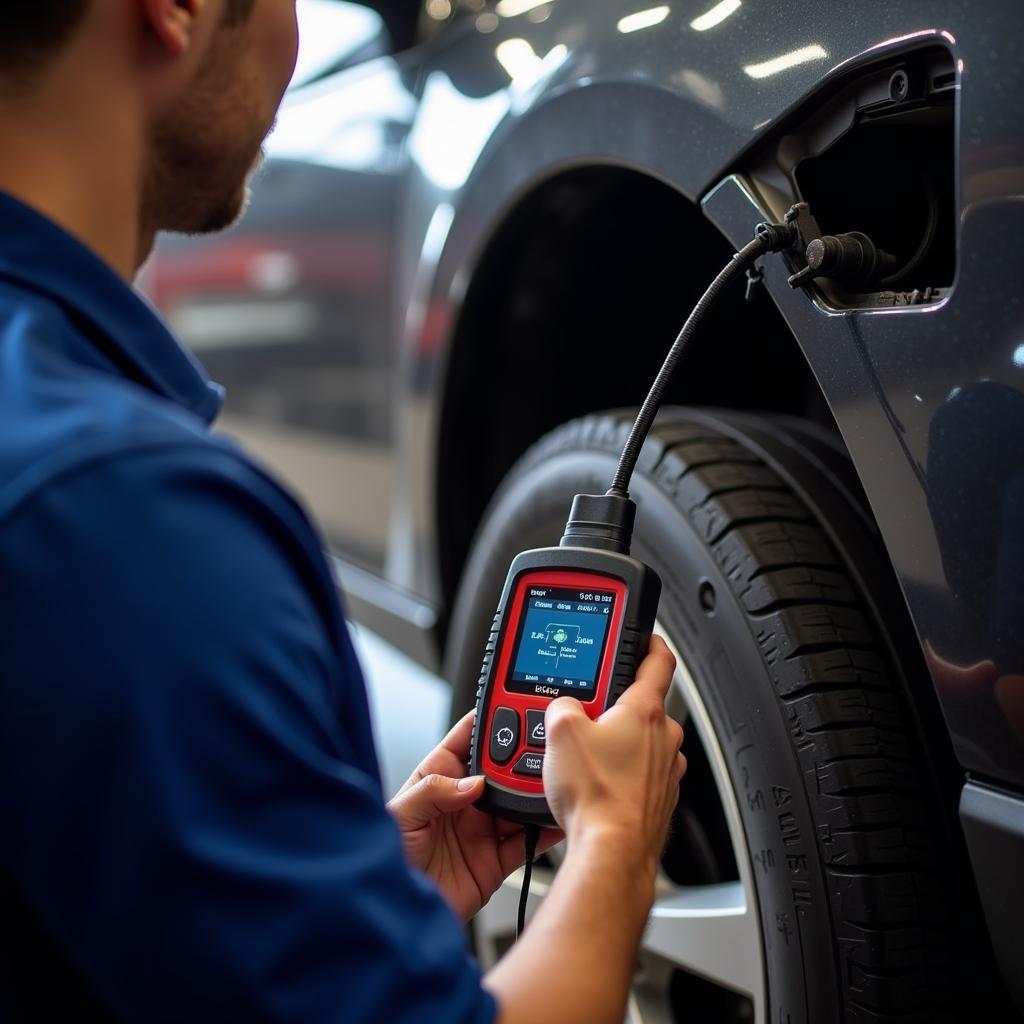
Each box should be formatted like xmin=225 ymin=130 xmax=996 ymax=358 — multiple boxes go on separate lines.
xmin=382 ymin=1 xmax=1024 ymax=798
xmin=146 ymin=0 xmax=1023 ymax=831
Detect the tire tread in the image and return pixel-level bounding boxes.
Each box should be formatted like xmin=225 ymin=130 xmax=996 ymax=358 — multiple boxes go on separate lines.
xmin=536 ymin=412 xmax=954 ymax=1023
xmin=465 ymin=409 xmax=957 ymax=1023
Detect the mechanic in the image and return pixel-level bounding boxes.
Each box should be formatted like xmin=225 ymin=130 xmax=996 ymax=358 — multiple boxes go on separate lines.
xmin=0 ymin=3 xmax=686 ymax=1023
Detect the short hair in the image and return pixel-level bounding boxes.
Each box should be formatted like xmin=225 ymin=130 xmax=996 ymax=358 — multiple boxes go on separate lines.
xmin=0 ymin=0 xmax=255 ymax=78
xmin=0 ymin=2 xmax=89 ymax=76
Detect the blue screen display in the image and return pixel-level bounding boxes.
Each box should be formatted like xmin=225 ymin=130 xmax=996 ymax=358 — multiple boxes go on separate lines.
xmin=507 ymin=585 xmax=616 ymax=698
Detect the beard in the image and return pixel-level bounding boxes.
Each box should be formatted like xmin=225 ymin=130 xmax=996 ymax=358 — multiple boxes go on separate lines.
xmin=141 ymin=25 xmax=270 ymax=237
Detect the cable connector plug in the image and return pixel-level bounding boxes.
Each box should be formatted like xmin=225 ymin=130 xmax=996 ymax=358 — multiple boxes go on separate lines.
xmin=788 ymin=231 xmax=897 ymax=290
xmin=561 ymin=492 xmax=636 ymax=555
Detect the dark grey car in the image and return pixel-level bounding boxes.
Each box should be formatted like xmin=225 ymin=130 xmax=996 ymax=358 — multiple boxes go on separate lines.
xmin=145 ymin=1 xmax=1024 ymax=1020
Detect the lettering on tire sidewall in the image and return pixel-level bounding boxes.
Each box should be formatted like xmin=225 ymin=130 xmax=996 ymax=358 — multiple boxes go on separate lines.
xmin=656 ymin=598 xmax=838 ymax=1024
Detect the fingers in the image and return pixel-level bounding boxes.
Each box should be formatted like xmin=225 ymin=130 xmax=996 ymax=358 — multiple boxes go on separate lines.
xmin=397 ymin=710 xmax=477 ymax=795
xmin=614 ymin=634 xmax=676 ymax=711
xmin=495 ymin=818 xmax=525 ymax=840
xmin=389 ymin=772 xmax=484 ymax=830
xmin=439 ymin=709 xmax=477 ymax=759
xmin=545 ymin=694 xmax=589 ymax=737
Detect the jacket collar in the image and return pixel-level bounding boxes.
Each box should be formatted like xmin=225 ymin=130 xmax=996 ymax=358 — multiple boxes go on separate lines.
xmin=0 ymin=191 xmax=223 ymax=423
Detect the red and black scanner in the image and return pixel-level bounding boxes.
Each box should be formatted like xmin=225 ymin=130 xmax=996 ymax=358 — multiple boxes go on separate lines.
xmin=469 ymin=494 xmax=661 ymax=828
xmin=467 ymin=214 xmax=803 ymax=832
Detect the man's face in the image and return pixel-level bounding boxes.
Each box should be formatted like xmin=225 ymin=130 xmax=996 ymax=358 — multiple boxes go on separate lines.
xmin=143 ymin=0 xmax=298 ymax=236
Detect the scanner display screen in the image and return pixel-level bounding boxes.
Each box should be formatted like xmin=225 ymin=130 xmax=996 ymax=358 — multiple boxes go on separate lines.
xmin=506 ymin=585 xmax=616 ymax=699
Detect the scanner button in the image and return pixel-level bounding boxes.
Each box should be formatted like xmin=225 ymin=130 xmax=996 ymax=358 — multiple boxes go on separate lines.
xmin=489 ymin=707 xmax=519 ymax=765
xmin=512 ymin=752 xmax=544 ymax=778
xmin=525 ymin=710 xmax=547 ymax=748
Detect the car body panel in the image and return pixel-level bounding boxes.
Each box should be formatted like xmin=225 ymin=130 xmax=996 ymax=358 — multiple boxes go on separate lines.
xmin=392 ymin=3 xmax=1024 ymax=792
xmin=146 ymin=1 xmax=1024 ymax=785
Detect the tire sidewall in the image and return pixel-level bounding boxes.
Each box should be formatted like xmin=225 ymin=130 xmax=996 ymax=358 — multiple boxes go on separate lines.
xmin=445 ymin=446 xmax=841 ymax=1024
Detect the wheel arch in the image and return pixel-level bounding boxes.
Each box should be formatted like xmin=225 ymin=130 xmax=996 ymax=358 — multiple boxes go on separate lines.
xmin=434 ymin=163 xmax=836 ymax=633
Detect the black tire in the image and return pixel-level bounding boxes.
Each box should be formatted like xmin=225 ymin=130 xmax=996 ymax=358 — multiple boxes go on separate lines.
xmin=445 ymin=408 xmax=958 ymax=1024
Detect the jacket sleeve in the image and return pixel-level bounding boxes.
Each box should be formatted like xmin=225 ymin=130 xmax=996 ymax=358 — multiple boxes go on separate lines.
xmin=0 ymin=439 xmax=496 ymax=1024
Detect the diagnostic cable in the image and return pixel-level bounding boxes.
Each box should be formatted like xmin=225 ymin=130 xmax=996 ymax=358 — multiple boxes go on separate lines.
xmin=468 ymin=211 xmax=806 ymax=938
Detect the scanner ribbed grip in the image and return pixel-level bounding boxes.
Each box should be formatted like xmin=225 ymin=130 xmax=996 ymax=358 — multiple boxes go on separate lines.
xmin=468 ymin=605 xmax=503 ymax=770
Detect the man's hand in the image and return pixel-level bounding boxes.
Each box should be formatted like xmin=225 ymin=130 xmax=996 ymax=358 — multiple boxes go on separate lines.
xmin=485 ymin=635 xmax=687 ymax=1024
xmin=388 ymin=711 xmax=561 ymax=922
xmin=544 ymin=634 xmax=685 ymax=868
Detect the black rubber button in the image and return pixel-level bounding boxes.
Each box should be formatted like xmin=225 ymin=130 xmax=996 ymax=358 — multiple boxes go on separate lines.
xmin=512 ymin=751 xmax=544 ymax=777
xmin=489 ymin=707 xmax=519 ymax=765
xmin=525 ymin=709 xmax=547 ymax=748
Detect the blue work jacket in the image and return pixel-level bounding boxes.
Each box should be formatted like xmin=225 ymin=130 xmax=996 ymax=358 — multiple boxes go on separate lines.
xmin=0 ymin=192 xmax=495 ymax=1024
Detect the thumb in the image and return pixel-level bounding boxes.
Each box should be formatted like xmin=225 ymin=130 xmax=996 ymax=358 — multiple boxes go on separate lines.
xmin=389 ymin=773 xmax=485 ymax=830
xmin=545 ymin=694 xmax=589 ymax=738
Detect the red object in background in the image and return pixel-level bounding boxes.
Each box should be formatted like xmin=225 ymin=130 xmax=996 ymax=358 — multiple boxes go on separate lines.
xmin=144 ymin=231 xmax=387 ymax=313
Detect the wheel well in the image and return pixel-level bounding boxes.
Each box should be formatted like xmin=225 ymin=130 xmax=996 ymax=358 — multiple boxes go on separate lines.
xmin=436 ymin=165 xmax=836 ymax=625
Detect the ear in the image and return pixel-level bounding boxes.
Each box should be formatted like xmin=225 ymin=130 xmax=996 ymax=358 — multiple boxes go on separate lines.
xmin=140 ymin=0 xmax=204 ymax=57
